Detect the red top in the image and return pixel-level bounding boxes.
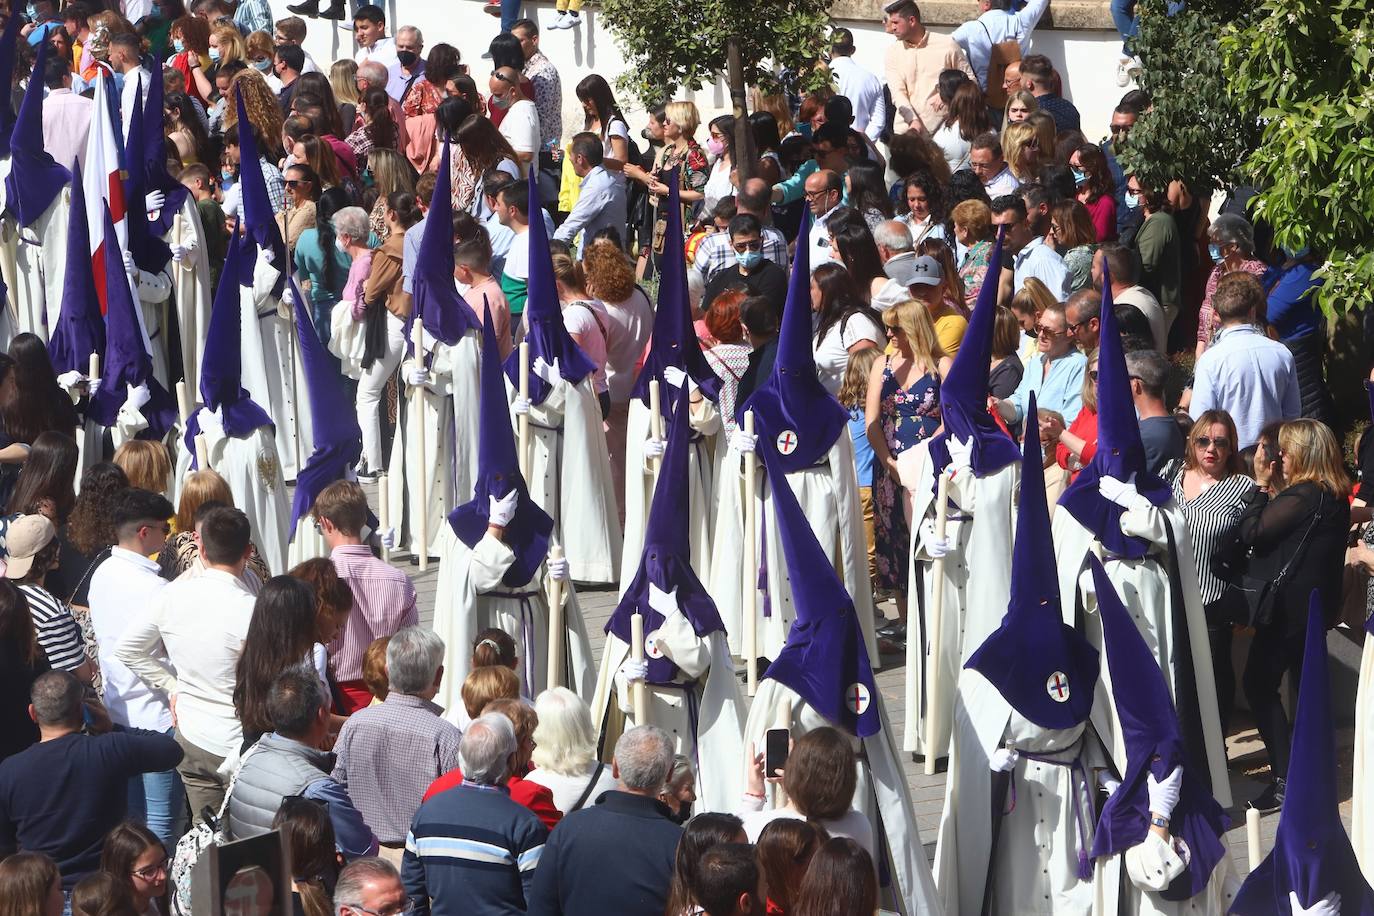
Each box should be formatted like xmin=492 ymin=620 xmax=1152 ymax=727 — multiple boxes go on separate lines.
xmin=1056 ymin=407 xmax=1099 ymax=480
xmin=1083 ymin=193 xmax=1118 ymax=243
xmin=423 ymin=771 xmax=563 ymax=831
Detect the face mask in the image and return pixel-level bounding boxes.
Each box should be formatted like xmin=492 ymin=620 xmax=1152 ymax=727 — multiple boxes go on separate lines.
xmin=208 ymin=47 xmax=221 ymax=62
xmin=335 ymin=237 xmax=348 ymax=253
xmin=736 ymin=250 xmax=762 ymax=270
xmin=252 ymin=58 xmax=272 ymax=72
xmin=396 ymin=50 xmax=418 ymax=69
xmin=1071 ymin=168 xmax=1087 ymax=187
xmin=1208 ymin=243 xmax=1222 ymax=262
xmin=490 ymin=93 xmax=510 ymax=110
xmin=220 ymin=168 xmax=235 ymax=183
xmin=172 ymin=39 xmax=185 ymax=53
xmin=706 ymin=137 xmax=725 ymax=157
xmin=1124 ymin=191 xmax=1140 ymax=210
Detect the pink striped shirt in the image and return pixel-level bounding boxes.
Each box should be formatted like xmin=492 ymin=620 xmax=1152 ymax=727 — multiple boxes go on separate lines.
xmin=328 ymin=544 xmax=418 ymax=681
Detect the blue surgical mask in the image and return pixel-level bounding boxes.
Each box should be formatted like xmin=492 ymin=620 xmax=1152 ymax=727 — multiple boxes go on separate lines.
xmin=1124 ymin=191 xmax=1140 ymax=209
xmin=736 ymin=250 xmax=762 ymax=270
xmin=172 ymin=38 xmax=185 ymax=53
xmin=1208 ymin=243 xmax=1222 ymax=261
xmin=1071 ymin=168 xmax=1087 ymax=187
xmin=208 ymin=47 xmax=221 ymax=62
xmin=251 ymin=58 xmax=272 ymax=72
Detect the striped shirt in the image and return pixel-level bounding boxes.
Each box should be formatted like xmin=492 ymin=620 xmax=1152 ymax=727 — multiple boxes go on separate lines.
xmin=1170 ymin=466 xmax=1257 ymax=604
xmin=403 ymin=781 xmax=547 ymax=916
xmin=328 ymin=545 xmax=418 ymax=681
xmin=21 ymin=584 xmax=86 ymax=673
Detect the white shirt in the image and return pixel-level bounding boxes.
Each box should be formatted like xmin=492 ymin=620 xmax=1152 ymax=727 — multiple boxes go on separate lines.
xmin=1114 ymin=284 xmax=1170 ymax=354
xmin=813 ymin=311 xmax=884 ymax=395
xmin=354 ymin=35 xmax=398 ymax=69
xmin=498 ymin=99 xmax=541 ymax=176
xmin=120 ymin=67 xmax=151 ymax=144
xmin=526 ymin=764 xmax=618 ymax=815
xmin=933 ymin=120 xmax=971 ymax=173
xmin=602 ymin=287 xmax=654 ymax=403
xmin=740 ymin=803 xmax=875 ymax=858
xmin=808 ymin=205 xmax=840 ymax=275
xmin=983 ymin=165 xmax=1021 ymax=199
xmin=504 ymin=228 xmax=532 ymax=281
xmin=1012 ymin=235 xmax=1071 ymax=301
xmin=114 ymin=568 xmax=257 ymax=758
xmin=829 ymin=56 xmax=888 ymax=142
xmin=42 ymin=88 xmax=92 ymax=170
xmin=951 ymin=0 xmax=1051 ymax=89
xmin=90 ymin=547 xmax=174 ymax=732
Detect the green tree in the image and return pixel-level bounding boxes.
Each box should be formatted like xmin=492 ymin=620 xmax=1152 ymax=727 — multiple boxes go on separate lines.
xmin=1117 ymin=0 xmax=1258 ymax=196
xmin=1221 ymin=0 xmax=1374 ymax=314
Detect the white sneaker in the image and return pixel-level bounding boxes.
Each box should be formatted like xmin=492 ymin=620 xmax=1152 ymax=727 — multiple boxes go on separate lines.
xmin=549 ymin=10 xmax=569 ymax=28
xmin=564 ymin=12 xmax=581 ymax=27
xmin=1115 ymin=55 xmax=1141 ymax=87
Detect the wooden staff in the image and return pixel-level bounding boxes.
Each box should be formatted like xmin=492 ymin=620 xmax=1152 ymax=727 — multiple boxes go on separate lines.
xmin=1246 ymin=807 xmax=1261 ymax=871
xmin=517 ymin=341 xmax=531 ymax=479
xmin=546 ymin=543 xmax=566 ymax=690
xmin=412 ymin=321 xmax=429 ymax=572
xmin=742 ymin=410 xmax=758 ymax=696
xmin=648 ymin=379 xmax=663 ymax=482
xmin=175 ymin=380 xmax=192 ymax=426
xmin=630 ymin=611 xmax=649 ymax=726
xmin=193 ymin=433 xmax=208 ymax=471
xmin=917 ymin=471 xmax=952 ymax=772
xmin=377 ymin=474 xmax=390 ymax=563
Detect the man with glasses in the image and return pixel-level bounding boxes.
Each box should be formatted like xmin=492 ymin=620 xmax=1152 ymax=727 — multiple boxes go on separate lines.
xmin=272 ymin=17 xmax=321 ymax=72
xmin=689 ymin=181 xmax=788 ymax=284
xmin=991 ymin=186 xmax=1070 ymax=300
xmin=803 ymin=169 xmax=844 ymax=275
xmin=969 ymin=132 xmax=1019 ymax=197
xmin=336 ymin=858 xmax=412 ymax=916
xmin=1064 ymin=287 xmax=1101 ymax=353
xmin=770 ymin=122 xmax=851 ymax=207
xmin=993 ymin=301 xmax=1087 ymax=436
xmin=702 ymin=214 xmax=788 ymax=316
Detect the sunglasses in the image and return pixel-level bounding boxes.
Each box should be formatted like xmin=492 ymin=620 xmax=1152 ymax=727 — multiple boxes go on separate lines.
xmin=1033 ymin=324 xmax=1061 ymax=338
xmin=733 ymin=240 xmax=762 ymax=253
xmin=1195 ymin=436 xmax=1231 ymax=450
xmin=285 ymin=179 xmax=310 ymax=188
xmin=1088 ymin=369 xmax=1098 ymax=381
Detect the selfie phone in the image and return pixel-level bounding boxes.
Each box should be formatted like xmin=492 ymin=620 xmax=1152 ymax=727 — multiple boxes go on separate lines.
xmin=765 ymin=728 xmax=790 ymax=778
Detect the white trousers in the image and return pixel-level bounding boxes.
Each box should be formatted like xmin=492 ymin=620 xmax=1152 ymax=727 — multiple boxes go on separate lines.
xmin=357 ymin=311 xmax=405 ymax=472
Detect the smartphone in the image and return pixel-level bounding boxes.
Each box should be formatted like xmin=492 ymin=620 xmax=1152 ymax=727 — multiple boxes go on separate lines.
xmin=765 ymin=728 xmax=790 ymax=779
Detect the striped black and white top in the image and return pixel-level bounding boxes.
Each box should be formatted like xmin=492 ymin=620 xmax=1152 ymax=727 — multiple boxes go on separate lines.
xmin=1170 ymin=466 xmax=1258 ymax=605
xmin=19 ymin=583 xmax=86 ymax=674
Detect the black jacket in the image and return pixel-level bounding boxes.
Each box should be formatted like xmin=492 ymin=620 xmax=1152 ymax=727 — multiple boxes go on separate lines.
xmin=1237 ymin=481 xmax=1350 ymax=634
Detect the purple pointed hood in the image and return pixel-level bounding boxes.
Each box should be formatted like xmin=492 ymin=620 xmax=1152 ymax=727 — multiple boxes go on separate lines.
xmin=141 ymin=54 xmax=187 ymax=237
xmin=183 ymin=232 xmax=273 ymax=458
xmin=1087 ymin=555 xmax=1228 ymax=900
xmin=965 ymin=392 xmax=1099 ymax=729
xmin=607 ymin=382 xmax=725 ymax=682
xmin=926 ymin=230 xmax=1019 ymax=477
xmin=122 ymin=77 xmax=171 ymax=274
xmin=738 ymin=209 xmax=847 ymax=470
xmin=89 ymin=203 xmax=175 ymax=438
xmin=1232 ymin=593 xmax=1374 ymax=915
xmin=49 ymin=161 xmax=105 ymax=376
xmin=412 ymin=138 xmax=478 ymax=348
xmin=760 ymin=443 xmax=879 ymax=738
xmin=628 ymin=170 xmax=720 ymax=406
xmin=0 ymin=5 xmax=23 ymax=151
xmin=4 ymin=37 xmax=70 ymax=228
xmin=234 ymin=93 xmax=287 ymax=295
xmin=1059 ymin=272 xmax=1171 ymax=558
xmin=447 ymin=307 xmax=554 ymax=586
xmin=501 ymin=166 xmax=596 ymax=402
xmin=289 ymin=272 xmax=363 ymax=538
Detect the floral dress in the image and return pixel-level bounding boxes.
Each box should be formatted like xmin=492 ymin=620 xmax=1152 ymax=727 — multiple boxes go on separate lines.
xmin=874 ymin=357 xmax=942 ymax=591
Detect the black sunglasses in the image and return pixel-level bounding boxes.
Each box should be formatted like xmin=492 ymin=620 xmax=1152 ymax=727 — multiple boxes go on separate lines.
xmin=1195 ymin=436 xmax=1231 ymax=450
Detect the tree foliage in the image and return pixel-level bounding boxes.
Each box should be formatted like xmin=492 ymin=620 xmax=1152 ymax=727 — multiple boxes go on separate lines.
xmin=596 ymin=0 xmax=832 ymax=108
xmin=1221 ymin=0 xmax=1374 ymax=314
xmin=1117 ymin=0 xmax=1258 ymax=197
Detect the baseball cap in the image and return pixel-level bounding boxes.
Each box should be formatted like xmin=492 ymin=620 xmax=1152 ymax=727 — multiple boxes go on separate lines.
xmin=888 ymin=253 xmax=943 ymax=288
xmin=4 ymin=515 xmax=56 ymax=580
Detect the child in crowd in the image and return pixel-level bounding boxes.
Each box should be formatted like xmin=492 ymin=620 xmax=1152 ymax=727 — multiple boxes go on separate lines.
xmin=840 ymin=348 xmax=880 ymax=583
xmin=178 ymin=163 xmax=229 ymax=288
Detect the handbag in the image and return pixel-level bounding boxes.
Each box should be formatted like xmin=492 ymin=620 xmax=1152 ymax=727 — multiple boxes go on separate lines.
xmin=1232 ymin=496 xmax=1321 ymax=629
xmin=169 ymin=746 xmax=259 ymax=915
xmin=1340 ymin=523 xmax=1371 ymax=630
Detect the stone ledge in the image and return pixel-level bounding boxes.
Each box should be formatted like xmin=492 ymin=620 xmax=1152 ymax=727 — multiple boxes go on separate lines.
xmin=829 ymin=0 xmax=1118 ymax=31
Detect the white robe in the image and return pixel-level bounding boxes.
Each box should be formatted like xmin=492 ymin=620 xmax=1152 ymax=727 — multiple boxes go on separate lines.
xmin=0 ymin=180 xmax=71 ymax=343
xmin=1352 ymin=638 xmax=1374 ymax=883
xmin=934 ymin=670 xmax=1100 ymax=915
xmin=515 ymin=373 xmax=620 ymax=584
xmin=432 ymin=526 xmax=595 ymax=716
xmin=194 ymin=408 xmax=290 ymax=576
xmin=446 ymin=332 xmax=482 ymax=517
xmin=244 ymin=249 xmax=313 ymax=482
xmin=743 ymin=681 xmax=942 ymax=916
xmin=589 ymin=606 xmax=746 ymax=815
xmin=165 ymin=199 xmax=215 ymax=392
xmin=1052 ymin=503 xmax=1232 ymax=809
xmin=1092 ymin=835 xmax=1239 ymax=915
xmin=620 ymin=396 xmax=719 ymax=594
xmin=287 ymin=515 xmax=330 ymax=568
xmin=904 ymin=447 xmax=1019 ymax=757
xmin=130 ymin=263 xmax=173 ymax=390
xmin=711 ymin=434 xmax=879 ymax=663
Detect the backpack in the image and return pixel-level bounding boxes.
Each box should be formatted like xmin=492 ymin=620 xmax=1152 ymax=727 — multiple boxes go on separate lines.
xmin=168 ymin=746 xmax=258 ymax=915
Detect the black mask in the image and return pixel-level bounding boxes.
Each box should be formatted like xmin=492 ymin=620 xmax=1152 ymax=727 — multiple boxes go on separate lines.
xmin=396 ymin=50 xmax=419 ymax=69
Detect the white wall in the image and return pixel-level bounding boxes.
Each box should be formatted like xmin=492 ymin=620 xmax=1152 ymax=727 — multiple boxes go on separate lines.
xmin=280 ymin=0 xmax=1125 ymax=149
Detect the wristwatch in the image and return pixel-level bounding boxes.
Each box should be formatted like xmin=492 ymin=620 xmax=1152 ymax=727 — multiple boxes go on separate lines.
xmin=1150 ymin=815 xmax=1170 ymax=830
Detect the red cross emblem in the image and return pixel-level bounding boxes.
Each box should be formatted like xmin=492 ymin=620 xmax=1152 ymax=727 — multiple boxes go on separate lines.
xmin=644 ymin=631 xmax=664 ymax=659
xmin=846 ymin=682 xmax=871 ymax=715
xmin=776 ymin=429 xmax=799 ymax=455
xmin=1046 ymin=671 xmax=1070 ymax=703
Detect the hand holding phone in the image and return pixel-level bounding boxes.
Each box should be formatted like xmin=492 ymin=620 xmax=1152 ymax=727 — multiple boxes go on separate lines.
xmin=765 ymin=728 xmax=790 ymax=779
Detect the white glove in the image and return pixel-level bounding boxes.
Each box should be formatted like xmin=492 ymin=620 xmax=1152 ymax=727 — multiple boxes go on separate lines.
xmin=990 ymin=747 xmax=1019 ymax=772
xmin=406 ymin=367 xmax=430 ymax=388
xmin=121 ymin=250 xmax=138 ymax=277
xmin=488 ymin=489 xmax=519 ymax=528
xmin=730 ymin=428 xmax=757 ymax=454
xmin=1098 ymin=771 xmax=1122 ymax=798
xmin=379 ymin=527 xmax=396 ymax=550
xmin=262 ymin=247 xmax=275 ymax=264
xmin=531 ymin=356 xmax=557 ymax=383
xmin=619 ymin=658 xmax=648 ymax=683
xmin=169 ymin=243 xmax=189 ymax=262
xmin=947 ymin=434 xmax=974 ymax=473
xmin=1147 ymin=766 xmax=1183 ymax=820
xmin=87 ymin=377 xmax=101 ymax=397
xmin=643 ymin=437 xmax=665 ymax=460
xmin=918 ymin=519 xmax=952 ymax=559
xmin=125 ymin=383 xmax=152 ymax=411
xmin=145 ymin=190 xmax=165 ymax=213
xmin=56 ymin=370 xmax=83 ymax=390
xmin=1290 ymin=891 xmax=1342 ymax=916
xmin=546 ymin=555 xmax=569 ymax=581
xmin=662 ymin=365 xmax=686 ymax=389
xmin=512 ymin=397 xmax=531 ymax=416
xmin=1099 ymin=472 xmax=1145 ymax=510
xmin=281 ymin=286 xmax=295 ymax=308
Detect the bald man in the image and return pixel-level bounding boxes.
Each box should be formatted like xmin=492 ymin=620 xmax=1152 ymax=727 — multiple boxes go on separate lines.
xmin=489 ymin=66 xmax=540 ymax=177
xmin=804 ymin=170 xmax=843 ymax=273
xmin=691 ymin=178 xmax=790 ymax=283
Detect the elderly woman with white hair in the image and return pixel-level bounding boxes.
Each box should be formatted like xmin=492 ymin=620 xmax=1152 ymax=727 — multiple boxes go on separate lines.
xmin=1196 ymin=212 xmax=1269 ymax=358
xmin=524 ymin=687 xmax=618 ymax=814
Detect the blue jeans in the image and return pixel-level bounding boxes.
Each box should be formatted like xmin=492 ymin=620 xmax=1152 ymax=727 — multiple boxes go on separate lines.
xmin=500 ymin=0 xmax=521 ymax=32
xmin=127 ymin=728 xmax=187 ymax=850
xmin=1112 ymin=0 xmax=1187 ymax=52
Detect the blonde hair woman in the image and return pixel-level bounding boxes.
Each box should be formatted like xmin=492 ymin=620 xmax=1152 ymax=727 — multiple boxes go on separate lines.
xmin=1236 ymin=417 xmax=1351 ymax=811
xmin=1003 ymin=88 xmax=1038 ymax=124
xmin=1009 ymin=276 xmax=1058 ymax=363
xmin=865 ymin=301 xmax=951 ymax=639
xmin=751 ymin=90 xmax=795 ymax=138
xmin=622 ymin=100 xmax=709 ymax=243
xmin=524 ymin=687 xmax=619 ymax=814
xmin=160 ymin=469 xmax=272 ymax=583
xmin=111 ymin=441 xmax=171 ymax=496
xmin=1001 ymin=120 xmax=1041 ymax=182
xmin=209 ymin=24 xmax=245 ymax=69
